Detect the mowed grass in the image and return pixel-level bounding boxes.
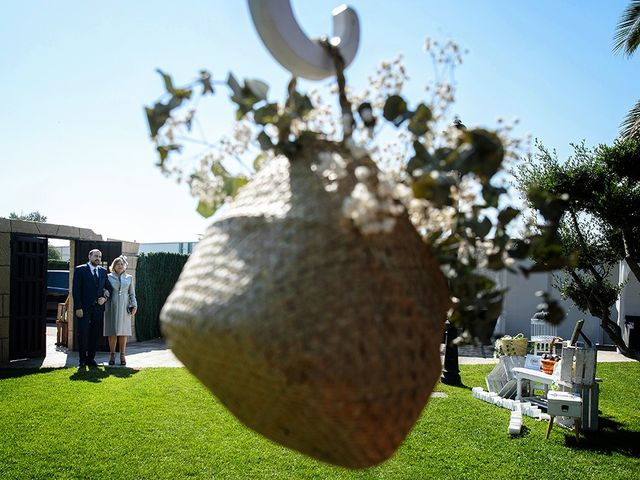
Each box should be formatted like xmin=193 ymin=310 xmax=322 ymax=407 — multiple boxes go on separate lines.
xmin=0 ymin=363 xmax=639 ymax=479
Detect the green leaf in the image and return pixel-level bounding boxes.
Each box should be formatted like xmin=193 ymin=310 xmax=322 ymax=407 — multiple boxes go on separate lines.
xmin=407 ymin=141 xmax=433 ymax=175
xmin=457 ymin=129 xmax=504 ymax=179
xmin=156 ymin=69 xmax=175 ymax=93
xmin=245 ymin=79 xmax=269 ymax=101
xmin=475 ymin=216 xmax=493 ymax=238
xmin=156 ymin=144 xmax=182 ymax=165
xmin=253 ymin=153 xmax=264 ymax=172
xmin=156 ymin=69 xmax=191 ymax=99
xmin=211 ymin=161 xmax=227 ymax=178
xmin=357 ymin=102 xmax=376 ymax=128
xmin=196 ymin=200 xmax=217 ymax=218
xmin=433 ymin=147 xmax=457 ymax=170
xmin=257 ymin=130 xmax=274 ymax=151
xmin=414 ymin=140 xmax=429 ymax=159
xmin=498 ymin=206 xmax=520 ymax=226
xmin=507 ymin=239 xmax=530 ymax=259
xmin=201 ymin=164 xmax=249 ymax=215
xmin=228 ymin=76 xmax=266 ymax=119
xmin=534 ymin=292 xmax=565 ymax=325
xmin=227 ymin=73 xmax=242 ymax=97
xmin=482 ymin=185 xmax=507 ymax=208
xmin=407 ymin=156 xmax=425 ymax=175
xmin=289 ymin=90 xmax=313 ymax=118
xmin=412 ymin=173 xmax=454 ymax=206
xmin=278 ymin=139 xmax=299 ymax=159
xmin=145 ymin=105 xmax=168 ymax=138
xmin=222 ymin=175 xmax=249 ymax=198
xmin=235 ymin=106 xmax=251 ymax=120
xmin=254 ymin=103 xmax=279 ymax=125
xmin=407 ymin=103 xmax=432 ymax=136
xmin=383 ymin=95 xmax=408 ymax=126
xmin=526 ymin=186 xmax=569 ymax=223
xmin=233 ymin=96 xmax=260 ymax=119
xmin=145 ymin=99 xmax=183 ymax=138
xmin=486 ymin=253 xmax=504 ymax=270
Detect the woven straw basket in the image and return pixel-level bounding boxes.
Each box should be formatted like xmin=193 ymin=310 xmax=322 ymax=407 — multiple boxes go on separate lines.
xmin=499 ymin=335 xmax=528 ymax=357
xmin=160 ymin=139 xmax=450 ymax=468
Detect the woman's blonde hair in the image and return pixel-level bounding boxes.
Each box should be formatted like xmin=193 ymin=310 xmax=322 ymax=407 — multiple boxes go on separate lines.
xmin=109 ymin=256 xmax=126 ymax=272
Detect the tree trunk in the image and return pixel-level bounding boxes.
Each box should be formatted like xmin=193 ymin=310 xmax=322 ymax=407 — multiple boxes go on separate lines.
xmin=567 ymin=269 xmax=639 ymax=361
xmin=622 ymin=229 xmax=640 ymax=282
xmin=599 ymin=313 xmax=640 ymax=361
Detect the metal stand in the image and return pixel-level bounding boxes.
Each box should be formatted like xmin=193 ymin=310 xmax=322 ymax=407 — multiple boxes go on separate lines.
xmin=441 ymin=320 xmax=461 ymax=385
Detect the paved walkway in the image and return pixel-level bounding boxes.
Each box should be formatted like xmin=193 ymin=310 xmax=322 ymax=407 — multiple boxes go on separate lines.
xmin=5 ymin=326 xmax=182 ymax=369
xmin=3 ymin=326 xmax=634 ymax=369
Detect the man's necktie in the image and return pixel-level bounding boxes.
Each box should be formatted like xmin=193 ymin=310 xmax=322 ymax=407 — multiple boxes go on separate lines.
xmin=93 ymin=269 xmax=99 ymax=285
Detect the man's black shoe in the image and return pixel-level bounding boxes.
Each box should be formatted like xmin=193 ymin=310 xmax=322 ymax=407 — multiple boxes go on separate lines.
xmin=87 ymin=360 xmax=98 ymax=367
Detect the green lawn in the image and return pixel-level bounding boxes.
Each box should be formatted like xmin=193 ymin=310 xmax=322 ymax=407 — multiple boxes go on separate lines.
xmin=1 ymin=363 xmax=638 ymax=479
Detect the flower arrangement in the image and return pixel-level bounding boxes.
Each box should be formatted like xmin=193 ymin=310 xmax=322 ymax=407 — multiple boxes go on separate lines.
xmin=143 ymin=35 xmax=573 ymax=468
xmin=145 ymin=37 xmax=570 ymax=343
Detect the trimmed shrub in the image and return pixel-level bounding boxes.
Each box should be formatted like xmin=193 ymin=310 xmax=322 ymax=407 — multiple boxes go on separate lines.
xmin=135 ymin=252 xmax=188 ymax=341
xmin=48 ymin=259 xmax=69 ymax=270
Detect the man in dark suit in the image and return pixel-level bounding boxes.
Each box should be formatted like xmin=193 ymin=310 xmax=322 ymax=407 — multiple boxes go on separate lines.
xmin=73 ymin=249 xmax=113 ymax=367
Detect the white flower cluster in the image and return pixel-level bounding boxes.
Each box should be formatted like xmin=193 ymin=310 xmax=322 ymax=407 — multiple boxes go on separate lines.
xmin=217 ymin=118 xmax=259 ymax=170
xmin=419 ymin=37 xmax=469 ymax=152
xmin=300 ymin=88 xmax=340 ymax=140
xmin=310 ymin=150 xmax=349 ymax=192
xmin=187 ymin=153 xmax=227 ymax=209
xmin=494 ymin=116 xmax=532 ymax=166
xmin=162 ymin=107 xmax=197 ymax=144
xmin=297 ymin=55 xmax=409 ymax=145
xmin=153 ymin=35 xmax=533 ymax=253
xmin=342 ymin=165 xmax=407 ymax=235
xmin=404 ymin=175 xmax=477 ymax=243
xmin=359 ymin=55 xmax=408 ymax=110
xmin=423 ymin=37 xmax=466 ymax=65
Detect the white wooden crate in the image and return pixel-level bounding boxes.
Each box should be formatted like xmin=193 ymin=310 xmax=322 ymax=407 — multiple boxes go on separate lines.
xmin=547 ymin=391 xmax=582 ymax=417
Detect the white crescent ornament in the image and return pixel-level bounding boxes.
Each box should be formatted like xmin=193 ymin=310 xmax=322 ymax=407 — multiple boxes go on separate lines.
xmin=247 ymin=0 xmax=360 ymax=80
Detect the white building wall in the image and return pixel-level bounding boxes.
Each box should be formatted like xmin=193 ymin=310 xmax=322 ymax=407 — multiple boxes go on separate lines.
xmin=617 ymin=261 xmax=640 ymax=346
xmin=623 ymin=266 xmax=640 ymax=316
xmin=52 ymin=245 xmax=70 ymax=261
xmin=138 ymin=242 xmax=197 ymax=255
xmin=494 ymin=264 xmax=620 ymax=346
xmin=500 ymin=269 xmax=550 ymax=337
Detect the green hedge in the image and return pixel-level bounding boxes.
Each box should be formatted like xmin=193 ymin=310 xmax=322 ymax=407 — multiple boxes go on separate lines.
xmin=48 ymin=259 xmax=69 ymax=270
xmin=135 ymin=252 xmax=189 ymax=341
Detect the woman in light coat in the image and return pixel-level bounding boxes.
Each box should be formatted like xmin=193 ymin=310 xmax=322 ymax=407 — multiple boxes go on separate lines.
xmin=104 ymin=255 xmax=137 ymax=365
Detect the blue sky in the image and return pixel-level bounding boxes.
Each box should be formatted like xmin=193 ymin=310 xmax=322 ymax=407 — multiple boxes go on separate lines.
xmin=0 ymin=0 xmax=635 ymax=243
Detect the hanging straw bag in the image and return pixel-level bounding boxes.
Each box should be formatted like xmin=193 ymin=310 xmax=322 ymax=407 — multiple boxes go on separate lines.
xmin=160 ymin=139 xmax=450 ymax=468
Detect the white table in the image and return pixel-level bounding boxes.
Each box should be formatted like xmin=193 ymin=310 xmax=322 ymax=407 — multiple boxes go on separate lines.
xmin=512 ymin=367 xmax=554 ymax=400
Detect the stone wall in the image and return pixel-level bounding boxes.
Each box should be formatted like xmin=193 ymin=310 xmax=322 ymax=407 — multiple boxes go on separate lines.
xmin=67 ymin=240 xmax=77 ymax=351
xmin=118 ymin=240 xmax=140 ymax=343
xmin=0 ymin=217 xmax=137 ymax=363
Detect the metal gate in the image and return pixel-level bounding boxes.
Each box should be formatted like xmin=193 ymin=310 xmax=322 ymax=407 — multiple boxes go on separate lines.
xmin=9 ymin=235 xmax=47 ymax=360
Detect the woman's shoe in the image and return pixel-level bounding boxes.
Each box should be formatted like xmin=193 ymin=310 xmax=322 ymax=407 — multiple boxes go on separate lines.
xmin=108 ymin=354 xmax=115 ymax=366
xmin=120 ymin=355 xmax=126 ymax=366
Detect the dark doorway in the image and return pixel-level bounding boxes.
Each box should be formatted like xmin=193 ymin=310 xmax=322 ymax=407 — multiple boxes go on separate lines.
xmin=74 ymin=240 xmax=122 ymax=269
xmin=9 ymin=235 xmax=47 ymax=360
xmin=73 ymin=240 xmax=123 ymax=352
